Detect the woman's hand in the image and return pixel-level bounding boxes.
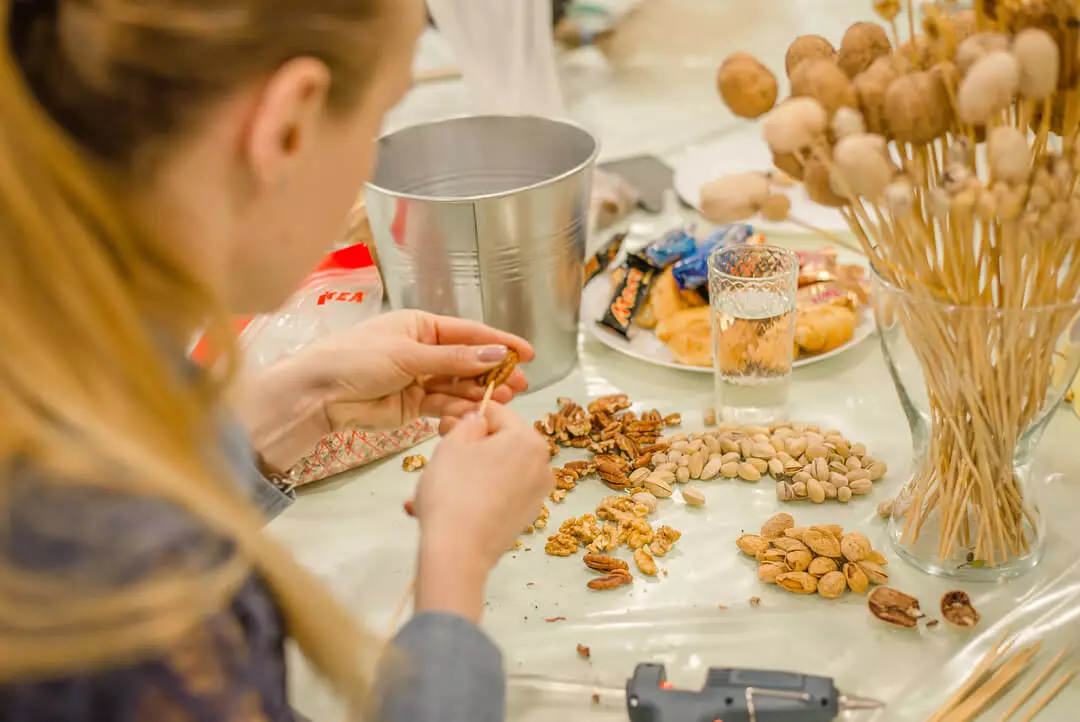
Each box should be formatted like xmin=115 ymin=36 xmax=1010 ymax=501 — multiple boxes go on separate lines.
xmin=411 ymin=404 xmax=555 ymax=622
xmin=234 ymin=310 xmax=534 ymax=474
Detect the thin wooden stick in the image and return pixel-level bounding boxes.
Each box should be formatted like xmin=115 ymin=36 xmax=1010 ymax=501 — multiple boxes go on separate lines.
xmin=942 ymin=643 xmax=1043 ymax=722
xmin=1000 ymin=647 xmax=1073 ymax=721
xmin=479 ymin=380 xmax=497 ymax=415
xmin=1017 ymin=668 xmax=1077 ymax=722
xmin=928 ymin=631 xmax=1016 ymax=722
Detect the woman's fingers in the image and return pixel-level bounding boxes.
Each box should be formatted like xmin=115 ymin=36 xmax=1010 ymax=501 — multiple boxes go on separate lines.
xmin=414 ymin=314 xmax=536 ymax=362
xmin=423 ymin=369 xmax=528 ymax=400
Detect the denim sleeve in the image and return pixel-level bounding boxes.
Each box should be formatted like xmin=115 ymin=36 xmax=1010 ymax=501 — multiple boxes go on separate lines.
xmin=376 ymin=612 xmax=506 ymax=722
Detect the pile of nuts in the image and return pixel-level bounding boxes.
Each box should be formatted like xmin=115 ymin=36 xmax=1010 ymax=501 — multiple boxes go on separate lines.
xmin=544 ymin=494 xmax=683 ymax=591
xmin=737 ymin=513 xmax=890 ymax=598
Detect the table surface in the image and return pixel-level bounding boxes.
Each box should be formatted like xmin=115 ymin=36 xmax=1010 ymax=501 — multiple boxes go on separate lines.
xmin=272 ymin=5 xmax=1080 ymax=720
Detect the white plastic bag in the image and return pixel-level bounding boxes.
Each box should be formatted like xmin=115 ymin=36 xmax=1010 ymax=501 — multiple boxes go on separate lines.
xmin=240 ymin=244 xmax=383 ymax=372
xmin=427 ymin=0 xmax=565 ymax=117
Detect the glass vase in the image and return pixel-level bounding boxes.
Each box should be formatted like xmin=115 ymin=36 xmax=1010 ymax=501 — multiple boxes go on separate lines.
xmin=872 ymin=270 xmax=1080 ymax=581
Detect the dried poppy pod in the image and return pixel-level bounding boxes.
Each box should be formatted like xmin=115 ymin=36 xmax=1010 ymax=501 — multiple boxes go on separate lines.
xmin=763 ymin=97 xmax=829 ymax=156
xmin=955 ymin=32 xmax=1012 ymax=74
xmin=988 ymin=127 xmax=1032 ymax=184
xmin=1007 ymin=0 xmax=1077 ymax=88
xmin=1012 ymin=28 xmax=1059 ymax=100
xmin=837 ymin=22 xmax=892 ymax=79
xmin=772 ymin=151 xmax=805 ymax=181
xmin=884 ymin=71 xmax=951 ymax=144
xmin=952 ymin=9 xmax=977 ymax=46
xmin=832 ymin=107 xmax=866 ymax=139
xmin=832 ymin=133 xmax=892 ymax=200
xmin=957 ymin=50 xmax=1020 ymax=125
xmin=854 ymin=56 xmax=905 ymax=135
xmin=790 ymin=58 xmax=858 ymax=117
xmin=803 ymin=155 xmax=848 ymax=207
xmin=717 ymin=52 xmax=778 ymax=119
xmin=785 ymin=34 xmax=836 ymax=77
xmin=896 ymin=34 xmax=935 ymax=70
xmin=700 ymin=173 xmax=771 ymax=224
xmin=872 ymin=0 xmax=899 ymax=21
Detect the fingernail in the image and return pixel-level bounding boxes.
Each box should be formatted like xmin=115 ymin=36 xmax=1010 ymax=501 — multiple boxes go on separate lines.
xmin=477 ymin=345 xmax=509 ymax=364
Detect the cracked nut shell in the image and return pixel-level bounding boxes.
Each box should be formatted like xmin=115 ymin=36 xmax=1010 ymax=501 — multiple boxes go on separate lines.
xmin=868 ymin=586 xmax=924 ymax=628
xmin=941 ymin=590 xmax=981 ymax=629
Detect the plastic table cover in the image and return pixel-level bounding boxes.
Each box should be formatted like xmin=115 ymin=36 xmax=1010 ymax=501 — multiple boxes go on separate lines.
xmin=273 ymin=4 xmax=1080 ymax=718
xmin=271 ymin=235 xmax=1080 ymax=722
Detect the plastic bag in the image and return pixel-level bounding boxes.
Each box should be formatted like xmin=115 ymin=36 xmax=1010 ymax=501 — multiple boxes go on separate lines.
xmin=196 ymin=244 xmax=437 ymax=487
xmin=426 ymin=0 xmax=565 ymax=117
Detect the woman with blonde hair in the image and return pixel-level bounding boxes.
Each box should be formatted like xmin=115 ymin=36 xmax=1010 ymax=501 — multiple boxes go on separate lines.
xmin=0 ymin=0 xmax=555 ymax=720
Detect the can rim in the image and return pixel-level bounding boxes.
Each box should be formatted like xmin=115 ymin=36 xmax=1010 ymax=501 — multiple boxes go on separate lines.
xmin=365 ymin=114 xmax=601 ymax=203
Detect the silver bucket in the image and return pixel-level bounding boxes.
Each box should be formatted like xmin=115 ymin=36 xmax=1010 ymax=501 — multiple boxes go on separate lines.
xmin=364 ymin=115 xmax=599 ymax=390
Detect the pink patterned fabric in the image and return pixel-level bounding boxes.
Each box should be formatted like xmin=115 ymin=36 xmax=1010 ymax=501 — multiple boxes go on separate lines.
xmin=287 ymin=419 xmax=439 ymax=486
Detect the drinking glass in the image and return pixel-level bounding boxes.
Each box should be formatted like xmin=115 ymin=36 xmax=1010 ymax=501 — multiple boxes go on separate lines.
xmin=708 ymin=245 xmax=798 ymax=425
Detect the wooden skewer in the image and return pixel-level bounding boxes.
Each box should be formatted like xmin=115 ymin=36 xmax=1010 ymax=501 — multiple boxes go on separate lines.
xmin=929 ymin=631 xmax=1016 ymax=722
xmin=1000 ymin=647 xmax=1073 ymax=721
xmin=1017 ymin=668 xmax=1077 ymax=722
xmin=943 ymin=643 xmax=1043 ymax=722
xmin=479 ymin=380 xmax=497 ymax=415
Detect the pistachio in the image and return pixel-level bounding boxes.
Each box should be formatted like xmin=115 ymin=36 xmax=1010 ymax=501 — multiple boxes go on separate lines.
xmin=776 ymin=571 xmax=819 ymax=594
xmin=868 ymin=460 xmax=888 ymax=481
xmin=758 ymin=561 xmax=788 ymax=584
xmin=829 ymin=460 xmax=849 ymax=476
xmin=768 ymin=457 xmax=786 ymax=478
xmin=846 ymin=468 xmax=871 ymax=484
xmin=720 ymin=437 xmax=740 ymax=454
xmin=784 ymin=458 xmax=804 ymax=476
xmin=868 ymin=586 xmax=923 ymax=628
xmin=644 ymin=477 xmax=674 ymax=498
xmin=631 ymin=491 xmax=658 ymax=512
xmin=747 ymin=457 xmax=769 ymax=474
xmin=776 ymin=481 xmax=794 ymax=501
xmin=737 ymin=534 xmax=771 ymax=556
xmin=786 ymin=437 xmax=808 ymax=457
xmin=877 ymin=498 xmax=895 ymax=519
xmin=837 ymin=486 xmax=853 ymax=503
xmin=808 ymin=556 xmax=839 ymax=576
xmin=829 ymin=472 xmax=850 ymax=489
xmin=811 ymin=458 xmax=830 ymax=481
xmin=808 ymin=479 xmax=827 ymax=504
xmin=751 ymin=443 xmax=776 ymax=459
xmin=792 ymin=470 xmax=812 ymax=484
xmin=784 ymin=527 xmax=808 ymax=542
xmin=700 ymin=458 xmax=724 ymax=480
xmin=849 ymin=479 xmax=873 ymax=495
xmin=814 ymin=525 xmax=844 ymax=539
xmin=676 ymin=467 xmax=691 ymax=484
xmin=941 ymin=590 xmax=980 ymax=629
xmin=844 ymin=562 xmax=869 ymax=594
xmin=683 ymin=487 xmax=706 ymax=507
xmin=792 ymin=481 xmax=808 ymax=499
xmin=851 ymin=442 xmax=867 ymax=457
xmin=865 ymin=550 xmax=888 ymax=565
xmin=688 ymin=452 xmax=706 ymax=479
xmin=651 ymin=452 xmax=668 ymax=466
xmin=804 ymin=529 xmax=843 ymax=558
xmin=629 ymin=468 xmax=651 ymax=484
xmin=737 ymin=462 xmax=763 ymax=482
xmin=721 ymin=461 xmax=740 ymax=478
xmin=818 ymin=571 xmax=847 ymax=599
xmin=806 ymin=444 xmax=828 ymax=461
xmin=821 ymin=481 xmax=838 ymax=499
xmin=846 ymin=456 xmax=863 ymax=471
xmin=739 ymin=438 xmax=755 ymax=458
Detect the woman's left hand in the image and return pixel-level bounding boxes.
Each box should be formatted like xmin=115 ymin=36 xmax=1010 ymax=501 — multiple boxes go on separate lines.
xmin=234 ymin=310 xmax=534 ymax=472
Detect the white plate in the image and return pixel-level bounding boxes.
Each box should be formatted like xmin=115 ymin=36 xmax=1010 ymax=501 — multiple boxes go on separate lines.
xmin=582 ymin=276 xmax=876 ymax=373
xmin=671 ymin=126 xmax=850 ymax=234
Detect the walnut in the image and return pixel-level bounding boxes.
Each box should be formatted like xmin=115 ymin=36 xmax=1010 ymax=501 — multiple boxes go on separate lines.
xmin=525 ymin=504 xmax=550 ymax=534
xmin=402 ymin=455 xmax=426 ymax=472
xmin=545 ymin=533 xmax=579 ymax=557
xmin=549 ymin=488 xmax=568 ymax=503
xmin=560 ymin=514 xmax=601 ymax=545
xmin=634 ymin=548 xmax=659 ymax=576
xmin=587 ymin=524 xmax=620 ymax=554
xmin=618 ymin=518 xmax=655 ymax=550
xmin=649 ymin=525 xmax=682 ymax=557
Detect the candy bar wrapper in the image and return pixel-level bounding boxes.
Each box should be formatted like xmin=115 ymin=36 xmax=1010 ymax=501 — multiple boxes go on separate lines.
xmin=671 ymin=224 xmax=756 ymax=291
xmin=289 ymin=418 xmax=439 ymax=487
xmin=643 ymin=227 xmax=697 ymax=268
xmin=796 ymin=248 xmax=838 ymax=287
xmin=585 ymin=232 xmax=628 ymax=285
xmin=597 ymin=253 xmax=656 ymax=338
xmin=796 ymin=281 xmax=870 ymax=312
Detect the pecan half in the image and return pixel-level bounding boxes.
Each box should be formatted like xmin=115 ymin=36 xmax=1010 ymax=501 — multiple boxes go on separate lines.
xmin=586 ymin=569 xmax=633 ymax=591
xmin=479 ymin=348 xmax=519 ymax=387
xmin=583 ymin=554 xmax=629 ymax=573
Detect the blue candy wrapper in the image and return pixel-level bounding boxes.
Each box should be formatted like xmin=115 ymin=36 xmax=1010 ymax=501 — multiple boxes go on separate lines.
xmin=672 ymin=224 xmax=754 ymax=290
xmin=643 ymin=227 xmax=697 ymax=268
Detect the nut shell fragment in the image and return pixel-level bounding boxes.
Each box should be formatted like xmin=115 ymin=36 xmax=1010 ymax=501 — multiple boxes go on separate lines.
xmin=941 ymin=590 xmax=981 ymax=629
xmin=868 ymin=586 xmax=924 ymax=628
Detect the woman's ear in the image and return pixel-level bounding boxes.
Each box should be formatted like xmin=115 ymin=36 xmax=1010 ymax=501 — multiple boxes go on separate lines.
xmin=244 ymin=57 xmax=332 ymax=188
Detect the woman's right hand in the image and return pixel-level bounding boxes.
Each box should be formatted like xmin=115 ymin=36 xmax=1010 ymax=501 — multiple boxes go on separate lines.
xmin=411 ymin=404 xmax=554 ymax=622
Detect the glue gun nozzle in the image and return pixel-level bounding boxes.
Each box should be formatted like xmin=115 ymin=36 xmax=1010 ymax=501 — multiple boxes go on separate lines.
xmin=838 ymin=694 xmax=885 ymax=712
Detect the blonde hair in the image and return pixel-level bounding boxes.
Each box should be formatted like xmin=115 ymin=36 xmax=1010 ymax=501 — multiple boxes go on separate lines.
xmin=0 ymin=0 xmax=389 ymax=711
